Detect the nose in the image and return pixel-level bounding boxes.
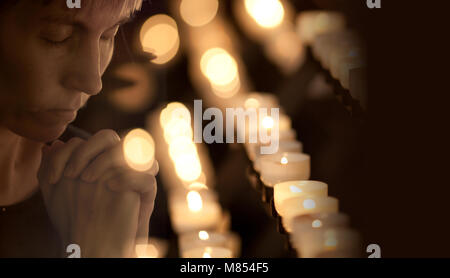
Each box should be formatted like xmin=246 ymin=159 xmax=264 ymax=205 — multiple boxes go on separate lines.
xmin=62 ymin=40 xmax=103 ymax=96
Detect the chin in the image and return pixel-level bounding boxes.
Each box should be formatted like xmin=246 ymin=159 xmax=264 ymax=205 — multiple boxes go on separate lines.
xmin=8 ymin=120 xmax=69 ymax=143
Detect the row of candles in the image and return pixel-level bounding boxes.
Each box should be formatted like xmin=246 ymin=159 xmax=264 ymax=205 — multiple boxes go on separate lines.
xmin=146 ymin=103 xmax=242 ymax=258
xmin=171 ymin=0 xmax=363 ymax=258
xmin=241 ymin=92 xmax=362 ymax=258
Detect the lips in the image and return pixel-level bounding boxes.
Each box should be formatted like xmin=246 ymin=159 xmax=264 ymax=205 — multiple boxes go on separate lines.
xmin=30 ymin=109 xmax=78 ymax=125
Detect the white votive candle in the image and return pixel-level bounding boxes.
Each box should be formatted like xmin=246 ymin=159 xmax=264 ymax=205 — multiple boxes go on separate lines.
xmin=297 ymin=227 xmax=361 ymax=258
xmin=182 ymin=246 xmax=233 ymax=258
xmin=274 ymin=181 xmax=328 ymax=216
xmin=168 ymin=190 xmax=223 ymax=234
xmin=260 ymin=152 xmax=310 ymax=187
xmin=254 ymin=140 xmax=303 ymax=172
xmin=179 ymin=230 xmax=241 ymax=257
xmin=280 ymin=195 xmax=339 ymax=233
xmin=290 ymin=212 xmax=350 ymax=250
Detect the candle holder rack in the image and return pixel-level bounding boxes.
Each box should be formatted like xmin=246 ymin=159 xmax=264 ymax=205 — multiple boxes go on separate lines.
xmin=306 ymin=47 xmax=366 ymax=121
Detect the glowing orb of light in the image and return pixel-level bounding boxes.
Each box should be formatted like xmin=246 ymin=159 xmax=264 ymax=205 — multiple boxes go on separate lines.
xmin=200 ymin=48 xmax=239 ymax=87
xmin=244 ymin=0 xmax=285 ymax=29
xmin=123 ymin=129 xmax=155 ymax=172
xmin=180 ymin=0 xmax=219 ymax=27
xmin=187 ymin=190 xmax=203 ymax=212
xmin=199 ymin=231 xmax=210 ymax=240
xmin=140 ymin=14 xmax=180 ymax=64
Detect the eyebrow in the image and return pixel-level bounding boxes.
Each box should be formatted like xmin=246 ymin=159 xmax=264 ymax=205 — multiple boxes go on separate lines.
xmin=41 ymin=15 xmax=132 ymax=31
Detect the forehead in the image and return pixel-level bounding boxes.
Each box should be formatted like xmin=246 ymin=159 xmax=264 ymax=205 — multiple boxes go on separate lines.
xmin=39 ymin=0 xmax=142 ymax=27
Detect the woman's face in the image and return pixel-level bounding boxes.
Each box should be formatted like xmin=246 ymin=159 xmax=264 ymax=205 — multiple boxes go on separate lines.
xmin=0 ymin=0 xmax=140 ymax=142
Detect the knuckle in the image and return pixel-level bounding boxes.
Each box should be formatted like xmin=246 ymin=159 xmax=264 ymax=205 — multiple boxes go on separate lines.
xmin=67 ymin=137 xmax=85 ymax=145
xmin=98 ymin=129 xmax=121 ymax=144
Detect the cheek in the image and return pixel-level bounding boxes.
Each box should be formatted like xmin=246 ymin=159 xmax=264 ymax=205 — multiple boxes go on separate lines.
xmin=100 ymin=41 xmax=115 ymax=75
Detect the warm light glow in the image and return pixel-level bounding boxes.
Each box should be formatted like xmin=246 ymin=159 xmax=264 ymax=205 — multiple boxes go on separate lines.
xmin=174 ymin=153 xmax=202 ymax=182
xmin=262 ymin=116 xmax=274 ymax=129
xmin=180 ymin=0 xmax=219 ymax=27
xmin=210 ymin=75 xmax=241 ymax=99
xmin=200 ymin=48 xmax=239 ymax=86
xmin=163 ymin=118 xmax=194 ymax=144
xmin=289 ymin=185 xmax=302 ymax=193
xmin=245 ymin=0 xmax=285 ymax=29
xmin=168 ymin=136 xmax=197 ymax=161
xmin=188 ymin=182 xmax=209 ymax=190
xmin=203 ymin=247 xmax=213 ymax=258
xmin=280 ymin=156 xmax=288 ymax=165
xmin=245 ymin=97 xmax=260 ymax=109
xmin=140 ymin=14 xmax=180 ymax=64
xmin=187 ymin=191 xmax=203 ymax=212
xmin=123 ymin=129 xmax=155 ymax=172
xmin=160 ymin=103 xmax=191 ymax=128
xmin=303 ymin=199 xmax=316 ymax=209
xmin=199 ymin=231 xmax=210 ymax=240
xmin=312 ymin=219 xmax=323 ymax=228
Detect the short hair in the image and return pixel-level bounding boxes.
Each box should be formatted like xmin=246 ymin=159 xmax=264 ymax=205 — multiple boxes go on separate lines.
xmin=0 ymin=0 xmax=144 ymax=16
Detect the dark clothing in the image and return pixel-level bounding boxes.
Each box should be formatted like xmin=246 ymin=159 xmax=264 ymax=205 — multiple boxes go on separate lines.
xmin=0 ymin=189 xmax=62 ymax=258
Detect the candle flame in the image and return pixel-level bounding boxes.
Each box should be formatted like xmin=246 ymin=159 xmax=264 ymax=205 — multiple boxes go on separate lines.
xmin=187 ymin=191 xmax=203 ymax=212
xmin=262 ymin=116 xmax=274 ymax=129
xmin=203 ymin=247 xmax=213 ymax=258
xmin=244 ymin=0 xmax=285 ymax=29
xmin=199 ymin=231 xmax=210 ymax=240
xmin=312 ymin=219 xmax=322 ymax=228
xmin=280 ymin=156 xmax=288 ymax=164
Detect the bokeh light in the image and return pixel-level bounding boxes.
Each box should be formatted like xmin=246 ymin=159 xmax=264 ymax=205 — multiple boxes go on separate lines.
xmin=187 ymin=191 xmax=203 ymax=212
xmin=200 ymin=48 xmax=239 ymax=86
xmin=123 ymin=128 xmax=155 ymax=172
xmin=244 ymin=0 xmax=285 ymax=29
xmin=174 ymin=153 xmax=203 ymax=182
xmin=180 ymin=0 xmax=219 ymax=27
xmin=140 ymin=14 xmax=180 ymax=64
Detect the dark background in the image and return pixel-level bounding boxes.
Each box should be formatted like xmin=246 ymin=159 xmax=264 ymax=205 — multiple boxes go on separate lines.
xmin=72 ymin=0 xmax=450 ymax=257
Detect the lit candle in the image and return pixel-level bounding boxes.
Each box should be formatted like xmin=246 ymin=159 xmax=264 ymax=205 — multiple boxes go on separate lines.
xmin=182 ymin=246 xmax=233 ymax=258
xmin=273 ymin=181 xmax=328 ymax=216
xmin=168 ymin=189 xmax=223 ymax=234
xmin=179 ymin=230 xmax=241 ymax=257
xmin=259 ymin=152 xmax=310 ymax=187
xmin=135 ymin=238 xmax=169 ymax=258
xmin=296 ymin=227 xmax=361 ymax=258
xmin=280 ymin=195 xmax=339 ymax=233
xmin=254 ymin=140 xmax=303 ymax=172
xmin=290 ymin=212 xmax=350 ymax=250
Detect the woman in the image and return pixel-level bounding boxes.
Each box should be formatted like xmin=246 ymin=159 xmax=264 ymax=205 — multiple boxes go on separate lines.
xmin=0 ymin=0 xmax=158 ymax=257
